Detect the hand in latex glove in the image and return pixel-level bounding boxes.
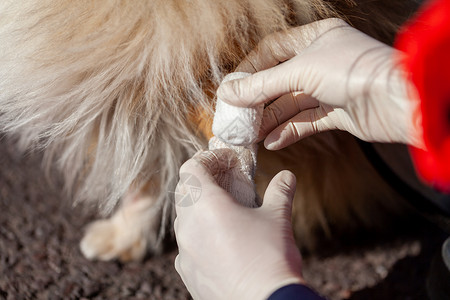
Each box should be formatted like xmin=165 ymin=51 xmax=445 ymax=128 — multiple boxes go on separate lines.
xmin=174 ymin=149 xmax=304 ymax=300
xmin=217 ymin=18 xmax=423 ymax=150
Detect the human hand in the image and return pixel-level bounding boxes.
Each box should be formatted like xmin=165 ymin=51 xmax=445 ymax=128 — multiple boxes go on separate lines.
xmin=217 ymin=18 xmax=423 ymax=150
xmin=174 ymin=149 xmax=304 ymax=300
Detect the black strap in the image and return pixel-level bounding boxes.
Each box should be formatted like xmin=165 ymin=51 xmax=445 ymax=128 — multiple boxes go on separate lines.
xmin=356 ymin=139 xmax=450 ymax=233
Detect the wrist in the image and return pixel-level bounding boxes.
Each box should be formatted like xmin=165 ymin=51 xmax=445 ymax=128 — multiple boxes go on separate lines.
xmin=403 ymin=77 xmax=425 ymax=149
xmin=353 ymin=46 xmax=424 ymax=146
xmin=255 ymin=247 xmax=305 ymax=299
xmin=383 ymin=52 xmax=424 ymax=148
xmin=253 ymin=260 xmax=305 ymax=299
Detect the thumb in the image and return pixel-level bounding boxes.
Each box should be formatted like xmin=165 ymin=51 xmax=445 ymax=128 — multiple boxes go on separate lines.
xmin=217 ymin=60 xmax=300 ymax=108
xmin=262 ymin=170 xmax=297 ymax=217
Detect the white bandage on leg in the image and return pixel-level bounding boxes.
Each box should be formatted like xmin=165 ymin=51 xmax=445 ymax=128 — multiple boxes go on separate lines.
xmin=209 ymin=72 xmax=264 ymax=207
xmin=212 ymin=72 xmax=264 ymax=146
xmin=208 ymin=136 xmax=258 ymax=207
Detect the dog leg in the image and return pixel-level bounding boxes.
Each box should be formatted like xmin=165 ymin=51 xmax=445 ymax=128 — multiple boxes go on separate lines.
xmin=80 ymin=185 xmax=161 ymax=262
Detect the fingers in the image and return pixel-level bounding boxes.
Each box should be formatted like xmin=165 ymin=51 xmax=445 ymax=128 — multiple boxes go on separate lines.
xmin=174 ymin=254 xmax=197 ymax=299
xmin=264 ymin=106 xmax=337 ymax=150
xmin=258 ymin=92 xmax=319 ymax=141
xmin=218 ymin=18 xmax=350 ymax=108
xmin=235 ymin=28 xmax=299 ymax=73
xmin=261 ymin=170 xmax=296 ymax=215
xmin=174 ymin=254 xmax=182 ymax=274
xmin=235 ymin=18 xmax=349 ymax=73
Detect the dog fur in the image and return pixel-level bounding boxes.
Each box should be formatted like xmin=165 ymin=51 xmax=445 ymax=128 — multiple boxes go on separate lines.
xmin=0 ymin=0 xmax=418 ymax=260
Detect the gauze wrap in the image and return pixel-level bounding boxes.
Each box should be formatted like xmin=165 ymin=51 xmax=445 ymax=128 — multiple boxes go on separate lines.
xmin=209 ymin=72 xmax=264 ymax=207
xmin=212 ymin=72 xmax=264 ymax=146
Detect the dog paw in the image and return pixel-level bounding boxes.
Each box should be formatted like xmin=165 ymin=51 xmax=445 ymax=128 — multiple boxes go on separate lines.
xmin=80 ymin=196 xmax=160 ymax=262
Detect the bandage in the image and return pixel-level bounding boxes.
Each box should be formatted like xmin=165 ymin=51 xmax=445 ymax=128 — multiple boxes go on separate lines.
xmin=212 ymin=72 xmax=264 ymax=146
xmin=209 ymin=72 xmax=264 ymax=207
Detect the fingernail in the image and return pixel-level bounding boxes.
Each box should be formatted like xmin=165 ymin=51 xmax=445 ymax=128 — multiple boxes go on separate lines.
xmin=217 ymin=82 xmax=234 ymax=101
xmin=280 ymin=170 xmax=296 ymax=186
xmin=264 ymin=136 xmax=278 ymax=150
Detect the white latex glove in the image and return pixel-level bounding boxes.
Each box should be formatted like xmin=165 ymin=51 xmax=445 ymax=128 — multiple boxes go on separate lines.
xmin=217 ymin=18 xmax=423 ymax=150
xmin=174 ymin=149 xmax=304 ymax=300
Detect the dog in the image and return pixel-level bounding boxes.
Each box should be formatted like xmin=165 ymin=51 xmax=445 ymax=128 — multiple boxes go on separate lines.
xmin=0 ymin=0 xmax=420 ymax=261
